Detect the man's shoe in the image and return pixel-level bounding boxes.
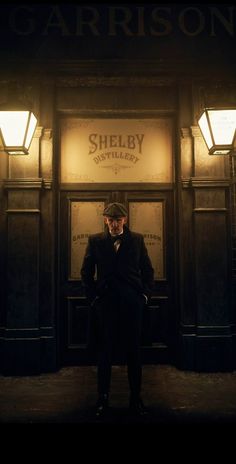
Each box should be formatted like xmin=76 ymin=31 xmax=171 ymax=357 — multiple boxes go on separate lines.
xmin=95 ymin=393 xmax=109 ymax=418
xmin=129 ymin=397 xmax=148 ymax=416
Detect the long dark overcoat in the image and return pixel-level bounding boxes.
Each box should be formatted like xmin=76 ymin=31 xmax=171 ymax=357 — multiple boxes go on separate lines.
xmin=81 ymin=225 xmax=154 ymax=350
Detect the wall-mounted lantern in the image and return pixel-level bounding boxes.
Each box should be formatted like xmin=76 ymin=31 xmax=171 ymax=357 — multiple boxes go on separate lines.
xmin=0 ymin=87 xmax=37 ymax=155
xmin=198 ymin=108 xmax=236 ymax=155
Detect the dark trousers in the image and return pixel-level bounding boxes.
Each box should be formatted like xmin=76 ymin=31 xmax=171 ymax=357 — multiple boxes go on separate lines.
xmin=94 ymin=285 xmax=144 ymax=398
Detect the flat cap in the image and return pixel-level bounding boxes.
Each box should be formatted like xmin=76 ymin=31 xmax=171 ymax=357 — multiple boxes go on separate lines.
xmin=103 ymin=202 xmax=128 ymax=217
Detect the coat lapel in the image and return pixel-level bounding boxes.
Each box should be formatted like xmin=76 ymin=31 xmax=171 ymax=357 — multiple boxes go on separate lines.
xmin=116 ymin=227 xmax=132 ymax=259
xmin=102 ymin=230 xmax=117 ymax=258
xmin=101 ymin=226 xmax=132 ymax=261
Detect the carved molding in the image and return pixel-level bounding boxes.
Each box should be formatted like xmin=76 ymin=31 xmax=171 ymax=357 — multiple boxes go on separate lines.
xmin=3 ymin=177 xmax=53 ymax=190
xmin=193 ymin=207 xmax=227 ymax=213
xmin=181 ymin=128 xmax=191 ymax=138
xmin=34 ymin=126 xmax=44 ymax=138
xmin=6 ymin=208 xmax=40 ymax=214
xmin=190 ymin=177 xmax=230 ymax=188
xmin=3 ymin=178 xmax=43 ymax=189
xmin=57 ymin=76 xmax=175 ymax=88
xmin=190 ymin=126 xmax=202 ymax=138
xmin=180 ymin=324 xmax=196 ymax=335
xmin=60 ymin=182 xmax=174 ymax=191
xmin=181 ymin=178 xmax=191 ymax=188
xmin=197 ymin=325 xmax=232 ymax=336
xmin=0 ymin=326 xmax=54 ymax=338
xmin=42 ymin=129 xmax=53 ymax=140
xmin=182 ymin=177 xmax=230 ymax=188
xmin=181 ymin=323 xmax=233 ymax=336
xmin=43 ymin=178 xmax=53 ymax=189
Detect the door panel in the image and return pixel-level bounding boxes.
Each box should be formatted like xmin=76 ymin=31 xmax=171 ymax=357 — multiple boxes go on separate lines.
xmin=126 ymin=191 xmax=176 ymax=363
xmin=70 ymin=200 xmax=105 ymax=279
xmin=129 ymin=200 xmax=165 ymax=279
xmin=59 ymin=189 xmax=176 ymax=365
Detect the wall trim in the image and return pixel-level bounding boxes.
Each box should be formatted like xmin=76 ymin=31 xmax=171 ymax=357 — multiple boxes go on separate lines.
xmin=0 ymin=326 xmax=54 ymax=338
xmin=3 ymin=178 xmax=43 ymax=189
xmin=181 ymin=177 xmax=230 ymax=188
xmin=3 ymin=178 xmax=53 ymax=190
xmin=57 ymin=75 xmax=176 ymax=88
xmin=193 ymin=207 xmax=227 ymax=213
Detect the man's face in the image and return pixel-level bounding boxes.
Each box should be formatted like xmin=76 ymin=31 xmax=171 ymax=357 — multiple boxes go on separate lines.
xmin=104 ymin=216 xmax=127 ymax=236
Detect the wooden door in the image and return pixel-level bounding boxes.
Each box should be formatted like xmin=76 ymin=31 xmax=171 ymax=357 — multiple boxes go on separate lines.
xmin=59 ymin=187 xmax=177 ymax=366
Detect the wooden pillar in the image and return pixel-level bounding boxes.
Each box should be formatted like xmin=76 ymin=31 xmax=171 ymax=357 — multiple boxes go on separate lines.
xmin=0 ymin=140 xmax=8 ymax=368
xmin=3 ymin=127 xmax=42 ymax=374
xmin=192 ymin=126 xmax=232 ymax=371
xmin=179 ymin=127 xmax=196 ymax=369
xmin=1 ymin=123 xmax=57 ymax=374
xmin=179 ymin=123 xmax=233 ymax=371
xmin=0 ymin=75 xmax=57 ymax=375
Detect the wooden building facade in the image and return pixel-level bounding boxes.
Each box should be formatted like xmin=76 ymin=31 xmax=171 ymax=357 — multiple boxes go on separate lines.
xmin=0 ymin=3 xmax=235 ymax=374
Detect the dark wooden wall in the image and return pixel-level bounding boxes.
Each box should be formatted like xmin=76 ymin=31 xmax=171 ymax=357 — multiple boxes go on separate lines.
xmin=0 ymin=2 xmax=235 ymax=373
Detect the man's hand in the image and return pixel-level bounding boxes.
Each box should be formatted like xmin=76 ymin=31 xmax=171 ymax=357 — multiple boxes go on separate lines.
xmin=142 ymin=294 xmax=148 ymax=305
xmin=90 ymin=296 xmax=99 ymax=307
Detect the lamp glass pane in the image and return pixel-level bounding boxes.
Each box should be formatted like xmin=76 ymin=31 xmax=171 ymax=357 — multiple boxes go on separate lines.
xmin=198 ymin=111 xmax=213 ymax=149
xmin=209 ymin=109 xmax=236 ymax=145
xmin=0 ymin=111 xmax=29 ymax=146
xmin=25 ymin=112 xmax=37 ymax=149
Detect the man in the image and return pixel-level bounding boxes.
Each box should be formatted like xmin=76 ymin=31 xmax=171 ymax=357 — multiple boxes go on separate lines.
xmin=81 ymin=202 xmax=154 ymax=417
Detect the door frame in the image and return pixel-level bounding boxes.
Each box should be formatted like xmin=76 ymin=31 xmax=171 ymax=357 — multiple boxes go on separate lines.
xmin=58 ymin=184 xmax=178 ymax=365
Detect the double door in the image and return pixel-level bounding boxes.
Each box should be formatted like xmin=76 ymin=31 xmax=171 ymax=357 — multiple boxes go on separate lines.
xmin=59 ymin=188 xmax=177 ymax=365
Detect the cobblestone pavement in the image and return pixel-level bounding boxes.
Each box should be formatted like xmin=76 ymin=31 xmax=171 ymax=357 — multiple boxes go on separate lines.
xmin=1 ymin=365 xmax=236 ymax=425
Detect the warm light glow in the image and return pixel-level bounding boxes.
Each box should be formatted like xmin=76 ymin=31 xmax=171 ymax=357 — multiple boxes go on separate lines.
xmin=25 ymin=113 xmax=37 ymax=149
xmin=198 ymin=108 xmax=236 ymax=155
xmin=209 ymin=109 xmax=236 ymax=144
xmin=0 ymin=110 xmax=37 ymax=155
xmin=0 ymin=111 xmax=28 ymax=145
xmin=198 ymin=111 xmax=212 ymax=150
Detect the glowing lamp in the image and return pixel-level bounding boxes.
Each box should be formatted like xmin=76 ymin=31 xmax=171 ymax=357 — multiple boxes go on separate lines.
xmin=0 ymin=98 xmax=37 ymax=155
xmin=198 ymin=108 xmax=236 ymax=155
